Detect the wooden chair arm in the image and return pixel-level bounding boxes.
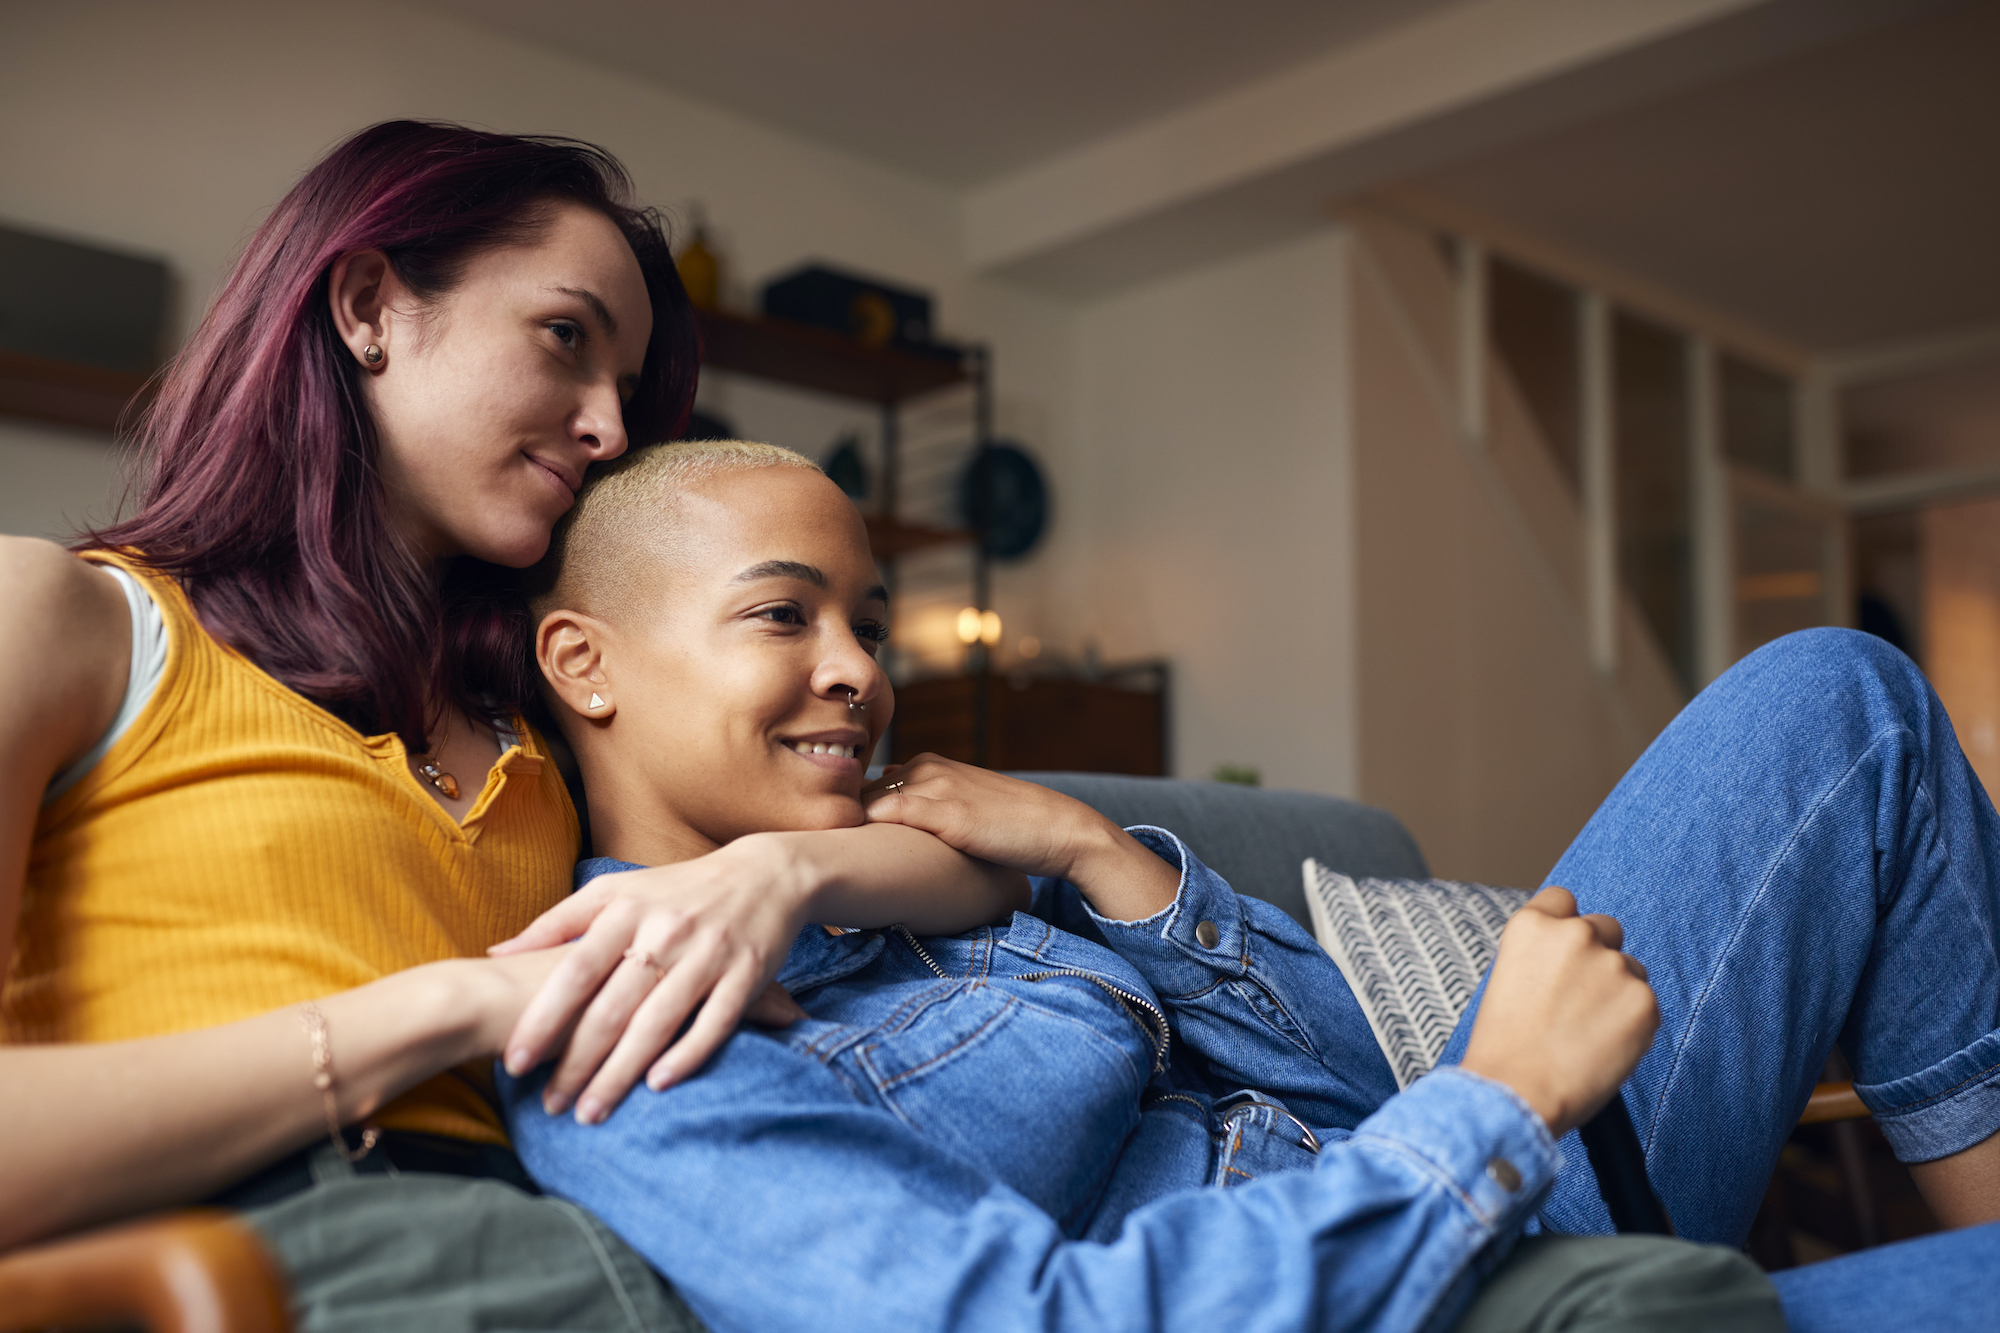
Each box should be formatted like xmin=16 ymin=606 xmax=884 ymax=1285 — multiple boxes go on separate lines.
xmin=1800 ymin=1080 xmax=1869 ymax=1124
xmin=0 ymin=1209 xmax=287 ymax=1333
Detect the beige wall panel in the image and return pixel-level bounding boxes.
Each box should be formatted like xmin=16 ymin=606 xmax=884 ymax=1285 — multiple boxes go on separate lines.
xmin=1922 ymin=497 xmax=2000 ymax=802
xmin=1059 ymin=230 xmax=1356 ymax=795
xmin=1350 ymin=227 xmax=1676 ymax=886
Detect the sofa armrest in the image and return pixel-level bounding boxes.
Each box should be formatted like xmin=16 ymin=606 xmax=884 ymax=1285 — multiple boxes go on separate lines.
xmin=0 ymin=1209 xmax=287 ymax=1333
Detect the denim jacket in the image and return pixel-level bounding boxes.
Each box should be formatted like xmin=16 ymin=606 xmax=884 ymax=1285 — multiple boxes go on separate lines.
xmin=504 ymin=828 xmax=1560 ymax=1333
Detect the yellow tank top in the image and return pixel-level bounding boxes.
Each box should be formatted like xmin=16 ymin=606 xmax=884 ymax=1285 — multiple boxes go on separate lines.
xmin=3 ymin=550 xmax=578 ymax=1145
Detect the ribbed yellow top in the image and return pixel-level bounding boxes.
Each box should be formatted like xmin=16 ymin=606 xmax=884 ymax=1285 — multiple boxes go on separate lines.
xmin=3 ymin=550 xmax=578 ymax=1145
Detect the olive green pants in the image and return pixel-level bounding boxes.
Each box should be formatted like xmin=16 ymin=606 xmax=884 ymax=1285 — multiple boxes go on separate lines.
xmin=1455 ymin=1234 xmax=1785 ymax=1332
xmin=244 ymin=1146 xmax=1780 ymax=1332
xmin=242 ymin=1144 xmax=700 ymax=1333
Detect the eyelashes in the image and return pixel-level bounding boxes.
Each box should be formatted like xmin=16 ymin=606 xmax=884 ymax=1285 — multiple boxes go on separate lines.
xmin=754 ymin=604 xmax=891 ymax=643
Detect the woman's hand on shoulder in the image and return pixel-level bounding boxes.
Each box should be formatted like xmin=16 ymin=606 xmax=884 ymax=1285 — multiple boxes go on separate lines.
xmin=487 ymin=842 xmax=814 ymax=1123
xmin=860 ymin=757 xmax=1179 ymax=921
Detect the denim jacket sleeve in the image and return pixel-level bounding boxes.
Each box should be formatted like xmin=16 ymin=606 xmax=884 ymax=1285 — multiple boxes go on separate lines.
xmin=1075 ymin=825 xmax=1403 ymax=1127
xmin=507 ymin=1036 xmax=1555 ymax=1333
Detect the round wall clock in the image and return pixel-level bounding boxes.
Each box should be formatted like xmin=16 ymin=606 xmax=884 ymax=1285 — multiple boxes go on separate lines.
xmin=958 ymin=442 xmax=1048 ymax=560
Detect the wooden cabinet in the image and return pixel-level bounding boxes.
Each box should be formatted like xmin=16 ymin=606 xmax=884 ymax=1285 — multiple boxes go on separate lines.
xmin=891 ymin=671 xmax=1169 ymax=775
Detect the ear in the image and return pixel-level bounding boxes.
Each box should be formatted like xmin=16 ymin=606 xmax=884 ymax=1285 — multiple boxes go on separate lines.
xmin=327 ymin=249 xmax=399 ymax=371
xmin=537 ymin=609 xmax=616 ymax=721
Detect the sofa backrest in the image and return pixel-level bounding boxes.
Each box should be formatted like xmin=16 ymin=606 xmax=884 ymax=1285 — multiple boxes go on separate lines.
xmin=1007 ymin=773 xmax=1427 ymax=929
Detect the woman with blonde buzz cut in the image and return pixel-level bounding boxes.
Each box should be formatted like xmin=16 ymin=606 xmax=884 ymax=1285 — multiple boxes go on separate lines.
xmin=497 ymin=436 xmax=2000 ymax=1333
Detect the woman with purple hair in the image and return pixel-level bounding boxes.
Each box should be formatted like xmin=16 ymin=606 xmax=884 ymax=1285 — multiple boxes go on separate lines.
xmin=0 ymin=120 xmax=1025 ymax=1326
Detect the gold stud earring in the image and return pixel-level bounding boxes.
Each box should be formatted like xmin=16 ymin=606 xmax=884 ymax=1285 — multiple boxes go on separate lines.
xmin=588 ymin=693 xmax=606 ymax=710
xmin=362 ymin=344 xmax=384 ymax=366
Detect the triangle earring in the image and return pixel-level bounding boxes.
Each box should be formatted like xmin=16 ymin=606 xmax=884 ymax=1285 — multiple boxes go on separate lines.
xmin=588 ymin=693 xmax=606 ymax=710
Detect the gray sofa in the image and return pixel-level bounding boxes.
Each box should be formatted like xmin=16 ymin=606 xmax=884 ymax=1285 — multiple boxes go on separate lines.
xmin=1011 ymin=772 xmax=1429 ymax=929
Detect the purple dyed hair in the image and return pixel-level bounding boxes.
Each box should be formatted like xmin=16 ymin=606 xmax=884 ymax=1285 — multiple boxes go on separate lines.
xmin=85 ymin=120 xmax=698 ymax=746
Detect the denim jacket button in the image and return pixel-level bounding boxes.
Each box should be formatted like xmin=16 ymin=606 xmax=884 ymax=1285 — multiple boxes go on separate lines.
xmin=1195 ymin=921 xmax=1221 ymax=948
xmin=1485 ymin=1157 xmax=1522 ymax=1191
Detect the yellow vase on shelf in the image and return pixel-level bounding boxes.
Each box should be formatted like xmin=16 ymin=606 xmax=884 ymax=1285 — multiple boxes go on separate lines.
xmin=676 ymin=203 xmax=720 ymax=309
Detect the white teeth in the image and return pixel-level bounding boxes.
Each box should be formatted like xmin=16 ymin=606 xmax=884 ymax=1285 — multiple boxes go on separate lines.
xmin=791 ymin=741 xmax=859 ymax=758
xmin=811 ymin=743 xmax=827 ymax=755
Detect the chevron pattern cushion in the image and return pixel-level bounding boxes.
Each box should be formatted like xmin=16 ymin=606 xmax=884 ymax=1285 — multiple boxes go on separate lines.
xmin=1302 ymin=859 xmax=1530 ymax=1089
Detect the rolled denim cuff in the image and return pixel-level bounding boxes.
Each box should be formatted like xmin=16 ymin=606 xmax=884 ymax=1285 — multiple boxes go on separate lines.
xmin=1083 ymin=826 xmax=1255 ymax=996
xmin=1856 ymin=1028 xmax=2000 ymax=1163
xmin=1350 ymin=1066 xmax=1558 ymax=1231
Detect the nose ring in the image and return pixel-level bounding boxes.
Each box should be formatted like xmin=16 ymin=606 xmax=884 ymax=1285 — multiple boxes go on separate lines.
xmin=846 ymin=688 xmax=866 ymax=717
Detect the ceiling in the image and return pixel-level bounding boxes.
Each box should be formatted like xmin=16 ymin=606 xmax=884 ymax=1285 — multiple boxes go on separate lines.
xmin=1413 ymin=0 xmax=2000 ymax=351
xmin=416 ymin=0 xmax=1998 ymax=351
xmin=407 ymin=0 xmax=1462 ymax=186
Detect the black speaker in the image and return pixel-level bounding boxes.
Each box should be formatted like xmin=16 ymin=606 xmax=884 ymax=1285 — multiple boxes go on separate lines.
xmin=760 ymin=264 xmax=936 ymax=354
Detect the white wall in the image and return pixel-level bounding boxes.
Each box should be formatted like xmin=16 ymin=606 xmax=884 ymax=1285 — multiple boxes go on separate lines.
xmin=1051 ymin=230 xmax=1357 ymax=794
xmin=0 ymin=421 xmax=127 ymax=541
xmin=0 ymin=0 xmax=1073 ymax=636
xmin=1345 ymin=213 xmax=1682 ymax=885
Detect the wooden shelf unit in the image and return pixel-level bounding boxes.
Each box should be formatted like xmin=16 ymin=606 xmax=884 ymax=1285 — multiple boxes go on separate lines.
xmin=695 ymin=308 xmax=967 ymax=406
xmin=693 ymin=304 xmax=1006 ymax=760
xmin=0 ymin=347 xmax=153 ymax=432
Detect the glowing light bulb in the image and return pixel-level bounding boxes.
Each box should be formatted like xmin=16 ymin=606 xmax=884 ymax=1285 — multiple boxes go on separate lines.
xmin=956 ymin=607 xmax=982 ymax=644
xmin=979 ymin=611 xmax=1002 ymax=646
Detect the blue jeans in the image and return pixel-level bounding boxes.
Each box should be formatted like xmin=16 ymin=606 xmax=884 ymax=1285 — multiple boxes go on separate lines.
xmin=506 ymin=630 xmax=2000 ymax=1333
xmin=1441 ymin=628 xmax=2000 ymax=1243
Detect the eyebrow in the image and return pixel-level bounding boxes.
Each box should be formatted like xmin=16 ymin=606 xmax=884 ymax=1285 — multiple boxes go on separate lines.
xmin=735 ymin=560 xmax=824 ymax=587
xmin=733 ymin=561 xmax=889 ymax=605
xmin=554 ymin=286 xmax=618 ymax=336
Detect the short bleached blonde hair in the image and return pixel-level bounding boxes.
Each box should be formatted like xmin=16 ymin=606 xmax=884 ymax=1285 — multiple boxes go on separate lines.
xmin=526 ymin=439 xmax=823 ymax=619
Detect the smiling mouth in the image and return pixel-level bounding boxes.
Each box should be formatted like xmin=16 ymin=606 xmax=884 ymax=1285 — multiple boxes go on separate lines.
xmin=787 ymin=741 xmax=864 ymax=759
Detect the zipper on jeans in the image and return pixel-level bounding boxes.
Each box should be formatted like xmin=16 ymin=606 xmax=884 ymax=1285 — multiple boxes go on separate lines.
xmin=1144 ymin=1091 xmax=1207 ymax=1116
xmin=1015 ymin=967 xmax=1172 ymax=1074
xmin=890 ymin=928 xmax=1171 ymax=1076
xmin=892 ymin=925 xmax=952 ymax=980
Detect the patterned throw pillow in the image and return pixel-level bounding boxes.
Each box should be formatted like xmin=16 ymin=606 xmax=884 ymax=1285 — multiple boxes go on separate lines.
xmin=1301 ymin=859 xmax=1529 ymax=1089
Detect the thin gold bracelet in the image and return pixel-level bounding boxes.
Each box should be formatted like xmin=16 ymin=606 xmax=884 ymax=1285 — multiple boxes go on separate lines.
xmin=300 ymin=1000 xmax=379 ymax=1163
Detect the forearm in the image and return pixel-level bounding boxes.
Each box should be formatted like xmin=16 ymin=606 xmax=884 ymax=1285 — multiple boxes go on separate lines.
xmin=509 ymin=1038 xmax=1555 ymax=1333
xmin=761 ymin=824 xmax=1029 ymax=935
xmin=0 ymin=961 xmax=492 ymax=1249
xmin=1063 ymin=820 xmax=1182 ymax=922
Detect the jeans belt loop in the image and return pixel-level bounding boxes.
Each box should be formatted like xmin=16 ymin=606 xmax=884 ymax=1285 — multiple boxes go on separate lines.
xmin=1217 ymin=1090 xmax=1322 ymax=1154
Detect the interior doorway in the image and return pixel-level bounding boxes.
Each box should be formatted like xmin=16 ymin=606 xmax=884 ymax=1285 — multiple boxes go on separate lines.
xmin=1844 ymin=350 xmax=2000 ymax=801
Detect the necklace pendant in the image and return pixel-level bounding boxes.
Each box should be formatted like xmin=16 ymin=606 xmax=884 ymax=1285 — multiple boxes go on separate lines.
xmin=419 ymin=760 xmax=460 ymax=800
